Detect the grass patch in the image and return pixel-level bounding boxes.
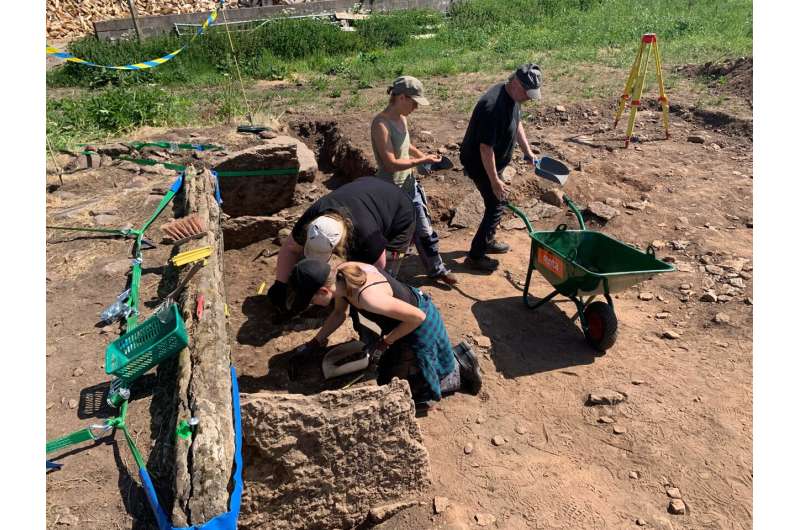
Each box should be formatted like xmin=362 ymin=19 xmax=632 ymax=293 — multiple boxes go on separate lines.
xmin=46 ymin=0 xmax=751 ymax=145
xmin=48 ymin=1 xmax=751 ymax=90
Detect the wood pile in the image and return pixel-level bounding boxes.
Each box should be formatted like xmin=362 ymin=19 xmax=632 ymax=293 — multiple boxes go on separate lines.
xmin=47 ymin=0 xmax=223 ymax=41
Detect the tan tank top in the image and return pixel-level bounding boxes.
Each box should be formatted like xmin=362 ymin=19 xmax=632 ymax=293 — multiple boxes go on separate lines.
xmin=372 ymin=115 xmax=414 ymax=195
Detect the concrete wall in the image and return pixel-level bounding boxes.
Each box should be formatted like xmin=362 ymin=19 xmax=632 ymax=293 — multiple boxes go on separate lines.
xmin=94 ymin=0 xmax=457 ymax=41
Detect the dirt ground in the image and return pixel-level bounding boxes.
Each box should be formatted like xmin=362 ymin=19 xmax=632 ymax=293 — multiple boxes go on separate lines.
xmin=45 ymin=60 xmax=752 ymax=530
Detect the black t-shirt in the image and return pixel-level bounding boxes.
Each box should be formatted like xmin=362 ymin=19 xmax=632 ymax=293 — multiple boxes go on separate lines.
xmin=291 ymin=176 xmax=415 ymax=264
xmin=459 ymin=82 xmax=521 ymax=180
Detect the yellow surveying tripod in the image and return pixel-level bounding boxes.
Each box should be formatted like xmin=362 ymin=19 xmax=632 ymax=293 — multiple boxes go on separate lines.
xmin=613 ymin=33 xmax=669 ymax=147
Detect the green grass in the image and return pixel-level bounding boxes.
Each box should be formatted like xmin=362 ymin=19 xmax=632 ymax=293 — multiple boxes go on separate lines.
xmin=46 ymin=0 xmax=751 ymax=147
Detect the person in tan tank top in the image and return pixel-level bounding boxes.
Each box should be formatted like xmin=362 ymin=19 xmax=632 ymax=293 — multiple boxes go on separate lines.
xmin=370 ymin=76 xmax=458 ymax=285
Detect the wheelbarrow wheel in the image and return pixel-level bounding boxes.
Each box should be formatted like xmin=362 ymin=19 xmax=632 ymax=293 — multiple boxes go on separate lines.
xmin=584 ymin=301 xmax=618 ymax=352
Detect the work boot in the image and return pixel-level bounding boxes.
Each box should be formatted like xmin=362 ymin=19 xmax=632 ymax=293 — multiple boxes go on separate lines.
xmin=486 ymin=240 xmax=511 ymax=254
xmin=453 ymin=342 xmax=482 ymax=395
xmin=465 ymin=255 xmax=499 ymax=272
xmin=434 ymin=271 xmax=458 ymax=285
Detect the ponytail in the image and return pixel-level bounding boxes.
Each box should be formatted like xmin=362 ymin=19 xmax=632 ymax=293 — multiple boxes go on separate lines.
xmin=335 ymin=263 xmax=367 ymax=297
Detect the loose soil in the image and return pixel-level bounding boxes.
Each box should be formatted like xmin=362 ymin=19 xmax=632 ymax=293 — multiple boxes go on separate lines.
xmin=46 ymin=63 xmax=752 ymax=530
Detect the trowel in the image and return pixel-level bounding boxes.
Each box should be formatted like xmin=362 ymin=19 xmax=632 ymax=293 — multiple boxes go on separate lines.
xmin=322 ymin=340 xmax=369 ymax=380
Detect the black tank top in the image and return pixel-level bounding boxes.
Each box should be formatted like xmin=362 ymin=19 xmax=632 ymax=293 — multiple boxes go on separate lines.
xmin=354 ymin=268 xmax=418 ymax=335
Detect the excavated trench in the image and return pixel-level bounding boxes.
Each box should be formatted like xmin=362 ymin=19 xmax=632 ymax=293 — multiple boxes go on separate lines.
xmin=188 ymin=121 xmax=433 ymax=530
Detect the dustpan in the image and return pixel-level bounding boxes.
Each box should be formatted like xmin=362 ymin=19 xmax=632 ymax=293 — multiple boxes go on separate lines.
xmin=535 ymin=156 xmax=570 ymax=186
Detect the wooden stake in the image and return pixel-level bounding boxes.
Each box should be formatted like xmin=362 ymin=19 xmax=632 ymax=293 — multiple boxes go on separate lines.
xmin=126 ymin=0 xmax=142 ymax=42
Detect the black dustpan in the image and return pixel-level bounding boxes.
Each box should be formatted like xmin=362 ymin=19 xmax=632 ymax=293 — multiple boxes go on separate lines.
xmin=535 ymin=156 xmax=570 ymax=186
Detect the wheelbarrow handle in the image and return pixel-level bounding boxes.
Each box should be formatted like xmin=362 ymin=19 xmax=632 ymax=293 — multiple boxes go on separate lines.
xmin=504 ymin=202 xmax=535 ymax=235
xmin=563 ymin=195 xmax=586 ymax=231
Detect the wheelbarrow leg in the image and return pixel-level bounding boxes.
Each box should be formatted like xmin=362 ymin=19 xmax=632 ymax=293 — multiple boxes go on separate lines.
xmin=526 ymin=288 xmax=560 ymax=310
xmin=523 ymin=241 xmax=540 ymax=308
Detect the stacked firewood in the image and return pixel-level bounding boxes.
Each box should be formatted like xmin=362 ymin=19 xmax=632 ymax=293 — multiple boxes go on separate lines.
xmin=47 ymin=0 xmax=224 ymax=41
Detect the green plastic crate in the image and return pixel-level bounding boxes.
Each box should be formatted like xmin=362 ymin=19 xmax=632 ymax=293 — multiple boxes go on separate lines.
xmin=105 ymin=303 xmax=188 ymax=382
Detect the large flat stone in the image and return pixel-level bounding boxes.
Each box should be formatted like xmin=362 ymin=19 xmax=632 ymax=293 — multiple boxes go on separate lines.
xmin=239 ymin=379 xmax=431 ymax=530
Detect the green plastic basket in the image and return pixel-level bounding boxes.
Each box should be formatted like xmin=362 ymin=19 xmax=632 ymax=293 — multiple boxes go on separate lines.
xmin=105 ymin=303 xmax=189 ymax=382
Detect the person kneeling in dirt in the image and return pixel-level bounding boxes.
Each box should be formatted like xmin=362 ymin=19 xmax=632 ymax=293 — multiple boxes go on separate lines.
xmin=459 ymin=63 xmax=542 ymax=272
xmin=371 ymin=75 xmax=457 ymax=285
xmin=267 ymin=176 xmax=415 ymax=314
xmin=287 ymin=258 xmax=482 ymax=403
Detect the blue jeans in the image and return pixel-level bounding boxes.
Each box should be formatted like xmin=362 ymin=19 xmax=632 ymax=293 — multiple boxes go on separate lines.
xmin=409 ymin=179 xmax=449 ymax=277
xmin=467 ymin=172 xmax=505 ymax=259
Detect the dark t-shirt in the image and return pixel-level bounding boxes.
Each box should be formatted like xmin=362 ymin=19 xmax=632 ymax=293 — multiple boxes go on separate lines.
xmin=291 ymin=176 xmax=415 ymax=264
xmin=459 ymin=82 xmax=521 ymax=180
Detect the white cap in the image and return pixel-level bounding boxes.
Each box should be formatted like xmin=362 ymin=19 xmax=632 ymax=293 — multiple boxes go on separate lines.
xmin=304 ymin=215 xmax=344 ymax=262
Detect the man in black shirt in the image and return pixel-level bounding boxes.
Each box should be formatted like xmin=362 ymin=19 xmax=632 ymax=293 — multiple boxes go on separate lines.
xmin=459 ymin=64 xmax=542 ymax=272
xmin=267 ymin=176 xmax=415 ymax=311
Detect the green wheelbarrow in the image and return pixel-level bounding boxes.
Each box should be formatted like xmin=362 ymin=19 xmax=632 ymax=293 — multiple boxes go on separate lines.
xmin=506 ymin=196 xmax=674 ymax=351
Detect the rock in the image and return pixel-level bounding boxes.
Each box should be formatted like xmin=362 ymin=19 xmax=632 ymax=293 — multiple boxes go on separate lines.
xmin=222 ymin=215 xmax=289 ymax=250
xmin=103 ymin=259 xmax=132 ymax=276
xmin=56 ymin=513 xmax=79 ymax=526
xmin=700 ymin=291 xmax=718 ymax=302
xmin=501 ymin=217 xmax=527 ymax=231
xmin=636 ymin=518 xmax=647 ymax=526
xmin=450 ymin=189 xmax=485 ymax=229
xmin=717 ymin=295 xmax=732 ymax=303
xmin=501 ymin=166 xmax=516 ymax=183
xmin=260 ymin=135 xmax=318 ymax=183
xmin=475 ymin=416 xmax=485 ymax=424
xmin=651 ymin=240 xmax=667 ymax=250
xmin=745 ymin=297 xmax=753 ymax=306
xmin=705 ymin=264 xmax=725 ymax=276
xmin=713 ymin=312 xmax=731 ymax=324
xmin=739 ymin=271 xmax=752 ymax=280
xmin=72 ymin=367 xmax=85 ymax=377
xmin=605 ymin=198 xmax=623 ymax=208
xmin=655 ymin=312 xmax=671 ymax=319
xmin=710 ymin=143 xmax=721 ymax=150
xmin=587 ymin=389 xmax=627 ymax=406
xmin=464 ymin=443 xmax=474 ymax=455
xmin=491 ymin=435 xmax=507 ymax=446
xmin=625 ymin=201 xmax=646 ymax=211
xmin=258 ymin=130 xmax=278 ymax=139
xmin=514 ymin=425 xmax=528 ymax=435
xmin=702 ymin=276 xmax=716 ymax=290
xmin=586 ymin=202 xmax=619 ymax=222
xmin=446 ymin=142 xmax=460 ymax=150
xmin=213 ymin=144 xmax=300 ymax=216
xmin=631 ymin=379 xmax=645 ymax=385
xmin=475 ymin=513 xmax=497 ymax=527
xmin=666 ymin=487 xmax=682 ymax=499
xmin=93 ymin=214 xmax=121 ymax=226
xmin=668 ymin=499 xmax=686 ymax=515
xmin=433 ymin=496 xmax=449 ymax=514
xmin=475 ymin=335 xmax=492 ymax=349
xmin=679 ymin=283 xmax=692 ymax=291
xmin=729 ymin=277 xmax=746 ymax=289
xmin=239 ymin=380 xmax=430 ymax=530
xmin=629 ymin=471 xmax=640 ymax=479
xmin=368 ymin=500 xmax=419 ymax=524
xmin=671 ymin=240 xmax=690 ymax=250
xmin=598 ymin=416 xmax=614 ymax=424
xmin=613 ymin=425 xmax=627 ymax=435
xmin=523 ymin=201 xmax=561 ymax=220
xmin=662 ymin=330 xmax=681 ymax=340
xmin=555 ymin=105 xmax=567 ymax=113
xmin=719 ymin=284 xmax=739 ymax=296
xmin=64 ymin=153 xmax=103 ymax=173
xmin=542 ymin=189 xmax=564 ymax=206
xmin=687 ymin=135 xmax=706 ymax=144
xmin=67 ymin=399 xmax=78 ymax=409
xmin=639 ymin=292 xmax=654 ymax=301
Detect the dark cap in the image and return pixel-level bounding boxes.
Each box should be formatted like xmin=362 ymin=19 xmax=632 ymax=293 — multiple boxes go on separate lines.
xmin=287 ymin=258 xmax=331 ymax=312
xmin=514 ymin=63 xmax=543 ymax=99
